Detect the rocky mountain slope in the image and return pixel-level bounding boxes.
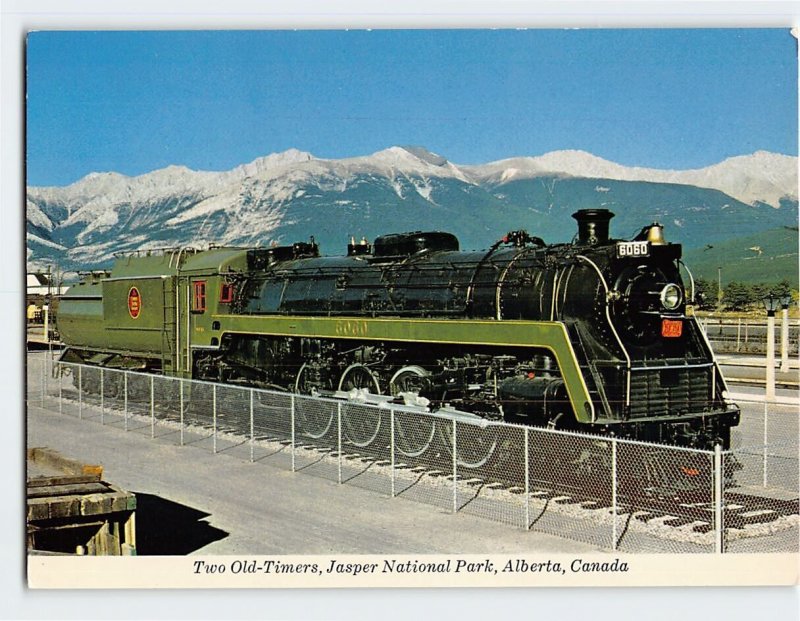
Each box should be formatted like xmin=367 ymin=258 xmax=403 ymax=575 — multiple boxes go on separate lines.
xmin=26 ymin=146 xmax=798 ymax=273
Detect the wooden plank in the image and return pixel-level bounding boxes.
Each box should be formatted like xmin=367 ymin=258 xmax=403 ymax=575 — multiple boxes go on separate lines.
xmin=27 ymin=496 xmax=81 ymax=520
xmin=123 ymin=512 xmax=137 ymax=555
xmin=27 ymin=447 xmax=103 ymax=481
xmin=26 ymin=501 xmax=51 ymax=521
xmin=27 ymin=474 xmax=103 ymax=488
xmin=80 ymin=495 xmax=114 ymax=516
xmin=27 ymin=482 xmax=110 ymax=499
xmin=29 ymin=519 xmax=106 ymax=532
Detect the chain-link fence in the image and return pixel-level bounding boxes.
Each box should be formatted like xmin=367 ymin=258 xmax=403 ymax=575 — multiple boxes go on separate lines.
xmin=724 ymin=395 xmax=799 ymax=553
xmin=25 ymin=352 xmax=799 ymax=555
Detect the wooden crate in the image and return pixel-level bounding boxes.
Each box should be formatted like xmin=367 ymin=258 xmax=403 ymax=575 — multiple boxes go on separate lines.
xmin=27 ymin=447 xmax=137 ymax=555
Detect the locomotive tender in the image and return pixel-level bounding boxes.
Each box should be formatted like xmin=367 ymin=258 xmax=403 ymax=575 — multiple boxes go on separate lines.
xmin=57 ymin=208 xmax=739 ymax=449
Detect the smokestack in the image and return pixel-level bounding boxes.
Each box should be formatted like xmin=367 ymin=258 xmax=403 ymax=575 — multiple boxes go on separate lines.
xmin=572 ymin=209 xmax=614 ymax=245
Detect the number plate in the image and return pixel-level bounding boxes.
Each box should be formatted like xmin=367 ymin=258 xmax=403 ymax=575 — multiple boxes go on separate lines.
xmin=616 ymin=241 xmax=650 ymax=258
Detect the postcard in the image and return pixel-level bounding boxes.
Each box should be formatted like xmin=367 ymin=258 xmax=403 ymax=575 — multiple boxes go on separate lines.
xmin=19 ymin=24 xmax=799 ymax=602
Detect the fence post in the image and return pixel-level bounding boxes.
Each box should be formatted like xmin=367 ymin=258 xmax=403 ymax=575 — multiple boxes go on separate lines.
xmin=78 ymin=365 xmax=83 ymax=419
xmin=58 ymin=362 xmax=62 ymax=416
xmin=150 ymin=375 xmax=155 ymax=438
xmin=290 ymin=394 xmax=296 ymax=472
xmin=337 ymin=403 xmax=342 ymax=484
xmin=524 ymin=427 xmax=530 ymax=530
xmin=124 ymin=372 xmax=128 ymax=431
xmin=611 ymin=438 xmax=618 ymax=551
xmin=763 ymin=401 xmax=769 ymax=488
xmin=390 ymin=410 xmax=395 ymax=498
xmin=212 ymin=384 xmax=217 ymax=454
xmin=179 ymin=380 xmax=185 ymax=446
xmin=452 ymin=421 xmax=458 ymax=514
xmin=766 ymin=312 xmax=777 ymax=400
xmin=736 ymin=319 xmax=741 ymax=352
xmin=40 ymin=354 xmax=45 ymax=407
xmin=714 ymin=444 xmax=723 ymax=554
xmin=250 ymin=389 xmax=254 ymax=463
xmin=100 ymin=368 xmax=105 ymax=425
xmin=781 ymin=306 xmax=790 ymax=372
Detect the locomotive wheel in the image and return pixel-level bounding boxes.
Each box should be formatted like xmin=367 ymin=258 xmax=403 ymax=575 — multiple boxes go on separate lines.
xmin=295 ymin=362 xmax=334 ymax=395
xmin=390 ymin=366 xmax=436 ymax=457
xmin=294 ymin=363 xmax=334 ymax=439
xmin=294 ymin=363 xmax=312 ymax=393
xmin=389 ymin=365 xmax=430 ymax=397
xmin=339 ymin=364 xmax=382 ymax=447
xmin=437 ymin=421 xmax=498 ymax=469
xmin=338 ymin=364 xmax=381 ymax=394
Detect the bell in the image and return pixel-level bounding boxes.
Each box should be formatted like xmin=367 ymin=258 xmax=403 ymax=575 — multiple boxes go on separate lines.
xmin=646 ymin=223 xmax=666 ymax=245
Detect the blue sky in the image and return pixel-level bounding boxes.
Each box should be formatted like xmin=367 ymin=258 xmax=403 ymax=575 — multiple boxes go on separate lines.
xmin=26 ymin=29 xmax=798 ymax=187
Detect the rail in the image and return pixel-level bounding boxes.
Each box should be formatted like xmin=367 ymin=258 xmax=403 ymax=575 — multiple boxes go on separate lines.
xmin=26 ymin=353 xmax=799 ymax=555
xmin=698 ymin=316 xmax=800 ymax=355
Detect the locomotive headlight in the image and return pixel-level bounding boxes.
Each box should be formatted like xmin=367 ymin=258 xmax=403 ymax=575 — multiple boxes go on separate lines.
xmin=660 ymin=283 xmax=683 ymax=310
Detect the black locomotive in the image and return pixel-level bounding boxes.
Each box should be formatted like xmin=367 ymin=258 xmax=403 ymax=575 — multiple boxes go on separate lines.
xmin=58 ymin=208 xmax=739 ymax=451
xmin=204 ymin=209 xmax=738 ymax=449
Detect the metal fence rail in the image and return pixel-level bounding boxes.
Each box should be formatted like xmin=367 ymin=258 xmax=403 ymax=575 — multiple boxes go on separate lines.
xmin=699 ymin=316 xmax=800 ymax=355
xmin=26 ymin=353 xmax=799 ymax=555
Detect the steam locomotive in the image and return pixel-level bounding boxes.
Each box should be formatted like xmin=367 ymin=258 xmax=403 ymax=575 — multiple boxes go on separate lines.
xmin=57 ymin=208 xmax=739 ymax=450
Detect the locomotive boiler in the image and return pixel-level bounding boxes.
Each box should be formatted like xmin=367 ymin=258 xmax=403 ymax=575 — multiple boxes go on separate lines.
xmin=57 ymin=208 xmax=739 ymax=450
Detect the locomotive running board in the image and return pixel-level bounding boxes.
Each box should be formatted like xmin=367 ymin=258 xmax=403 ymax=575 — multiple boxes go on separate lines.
xmin=211 ymin=314 xmax=597 ymax=424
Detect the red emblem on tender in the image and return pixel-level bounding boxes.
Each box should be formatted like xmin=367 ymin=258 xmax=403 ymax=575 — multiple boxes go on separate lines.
xmin=128 ymin=287 xmax=142 ymax=319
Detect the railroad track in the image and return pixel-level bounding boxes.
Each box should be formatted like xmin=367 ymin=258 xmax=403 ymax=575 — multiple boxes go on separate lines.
xmin=466 ymin=475 xmax=800 ymax=548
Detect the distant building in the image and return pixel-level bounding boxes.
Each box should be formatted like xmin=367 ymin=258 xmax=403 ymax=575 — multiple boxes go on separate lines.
xmin=27 ymin=271 xmax=68 ymax=300
xmin=27 ymin=271 xmax=68 ymax=327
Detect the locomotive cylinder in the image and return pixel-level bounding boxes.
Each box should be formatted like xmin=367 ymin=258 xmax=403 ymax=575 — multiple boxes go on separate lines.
xmin=497 ymin=375 xmax=569 ymax=419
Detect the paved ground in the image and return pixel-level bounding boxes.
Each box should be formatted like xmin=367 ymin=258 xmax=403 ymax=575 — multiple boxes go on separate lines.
xmin=27 ymin=402 xmax=598 ymax=555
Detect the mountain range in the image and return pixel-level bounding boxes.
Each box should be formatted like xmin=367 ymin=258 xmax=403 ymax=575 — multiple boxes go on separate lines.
xmin=26 ymin=147 xmax=798 ymax=284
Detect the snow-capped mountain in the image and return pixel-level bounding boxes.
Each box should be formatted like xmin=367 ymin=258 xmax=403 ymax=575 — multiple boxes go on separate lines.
xmin=26 ymin=146 xmax=798 ymax=272
xmin=464 ymin=149 xmax=798 ymax=209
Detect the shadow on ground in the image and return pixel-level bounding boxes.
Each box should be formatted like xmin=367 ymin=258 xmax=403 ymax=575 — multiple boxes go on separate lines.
xmin=133 ymin=492 xmax=229 ymax=555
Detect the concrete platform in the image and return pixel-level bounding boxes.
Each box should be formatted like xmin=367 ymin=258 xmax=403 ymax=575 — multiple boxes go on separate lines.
xmin=716 ymin=354 xmax=800 ymax=370
xmin=727 ymin=391 xmax=800 ymax=407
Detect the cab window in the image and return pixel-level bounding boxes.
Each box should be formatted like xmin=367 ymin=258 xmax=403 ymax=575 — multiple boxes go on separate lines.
xmin=192 ymin=281 xmax=207 ymax=312
xmin=219 ymin=283 xmax=234 ymax=303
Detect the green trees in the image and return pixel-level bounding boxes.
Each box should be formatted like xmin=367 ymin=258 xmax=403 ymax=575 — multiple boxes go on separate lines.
xmin=723 ymin=281 xmax=754 ymax=311
xmin=693 ymin=277 xmax=719 ymax=310
xmin=709 ymin=278 xmax=796 ymax=312
xmin=690 ymin=277 xmax=795 ymax=312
